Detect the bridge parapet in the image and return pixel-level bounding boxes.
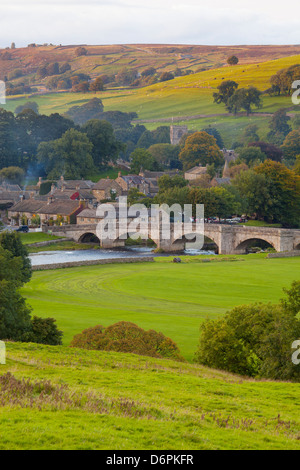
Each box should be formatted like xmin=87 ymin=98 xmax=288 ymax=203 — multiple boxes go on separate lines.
xmin=42 ymin=223 xmax=300 ymax=254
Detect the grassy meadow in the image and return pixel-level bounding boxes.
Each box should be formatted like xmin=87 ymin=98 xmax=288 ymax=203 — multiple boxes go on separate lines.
xmin=21 ymin=255 xmax=300 ymax=361
xmin=1 ymin=340 xmax=300 ymax=449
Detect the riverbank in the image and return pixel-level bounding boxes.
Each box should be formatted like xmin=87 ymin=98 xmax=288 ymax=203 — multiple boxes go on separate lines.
xmin=32 ymin=256 xmax=155 ymax=271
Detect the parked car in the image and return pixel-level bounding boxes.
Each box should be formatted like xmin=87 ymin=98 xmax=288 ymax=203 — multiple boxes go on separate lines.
xmin=16 ymin=225 xmax=29 ymax=233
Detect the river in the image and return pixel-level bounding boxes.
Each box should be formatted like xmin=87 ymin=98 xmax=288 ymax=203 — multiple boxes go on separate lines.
xmin=29 ymin=247 xmax=216 ymax=266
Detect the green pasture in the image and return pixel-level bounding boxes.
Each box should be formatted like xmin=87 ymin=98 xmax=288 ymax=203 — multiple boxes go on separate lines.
xmin=19 ymin=232 xmax=64 ymax=245
xmin=1 ymin=341 xmax=300 ymax=449
xmin=21 ymin=256 xmax=300 ymax=361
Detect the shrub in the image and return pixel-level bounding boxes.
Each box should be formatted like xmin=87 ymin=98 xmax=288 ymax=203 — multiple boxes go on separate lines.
xmin=195 ymin=282 xmax=300 ymax=381
xmin=22 ymin=316 xmax=63 ymax=345
xmin=70 ymin=321 xmax=184 ymax=361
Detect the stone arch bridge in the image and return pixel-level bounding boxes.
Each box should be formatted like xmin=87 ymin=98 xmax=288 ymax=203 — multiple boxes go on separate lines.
xmin=44 ymin=223 xmax=300 ymax=254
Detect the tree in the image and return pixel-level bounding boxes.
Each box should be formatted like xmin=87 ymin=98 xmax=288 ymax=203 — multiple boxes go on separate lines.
xmin=0 ymin=246 xmax=32 ymax=341
xmin=237 ymin=146 xmax=266 ymax=166
xmin=70 ymin=321 xmax=183 ymax=361
xmin=179 ymin=131 xmax=224 ymax=170
xmin=155 ymin=186 xmax=189 ymax=207
xmin=195 ymin=282 xmax=300 ymax=381
xmin=267 ymin=109 xmax=291 ymax=145
xmin=130 ymin=148 xmax=162 ymax=174
xmin=72 ymin=81 xmax=90 ymax=92
xmin=242 ymin=124 xmax=259 ymax=144
xmin=0 ymin=166 xmax=24 ymax=185
xmin=75 ymin=46 xmax=87 ymax=57
xmin=65 ymin=98 xmax=104 ymax=125
xmin=213 ymin=80 xmax=238 ymax=107
xmin=158 ymin=174 xmax=187 ymax=192
xmin=0 ymin=231 xmax=32 ymax=284
xmin=160 ymin=72 xmax=174 ymax=82
xmin=148 ymin=144 xmax=180 ymax=167
xmin=15 ymin=101 xmax=39 ymax=115
xmin=37 ymin=129 xmax=95 ymax=179
xmin=227 ymin=55 xmax=239 ymax=65
xmin=141 ymin=67 xmax=156 ymax=77
xmin=227 ymin=87 xmax=262 ymax=115
xmin=59 ymin=62 xmax=71 ymax=74
xmin=115 ymin=67 xmax=138 ymax=86
xmin=248 ymin=141 xmax=283 ymax=162
xmin=23 ymin=316 xmax=63 ymax=345
xmin=81 ymin=119 xmax=124 ymax=168
xmin=255 ymin=160 xmax=300 ymax=227
xmin=270 ymin=65 xmax=300 ymax=95
xmin=232 ymin=169 xmax=273 ymax=219
xmin=201 ymin=127 xmax=224 ymax=148
xmin=188 ymin=186 xmax=238 ymax=219
xmin=89 ymin=77 xmax=104 ymax=92
xmin=281 ymin=130 xmax=300 ymax=165
xmin=127 ymin=187 xmax=146 ymax=205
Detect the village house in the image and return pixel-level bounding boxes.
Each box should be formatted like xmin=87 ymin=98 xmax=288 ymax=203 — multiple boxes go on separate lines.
xmin=116 ymin=173 xmax=151 ymax=196
xmin=8 ymin=197 xmax=85 ymax=226
xmin=184 ymin=164 xmax=208 ymax=181
xmin=38 ymin=199 xmax=85 ymax=225
xmin=91 ymin=178 xmax=123 ymax=202
xmin=8 ymin=199 xmax=46 ymax=225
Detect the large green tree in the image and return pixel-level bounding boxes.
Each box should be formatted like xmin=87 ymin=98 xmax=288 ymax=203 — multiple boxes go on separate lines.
xmin=281 ymin=130 xmax=300 ymax=165
xmin=130 ymin=148 xmax=162 ymax=174
xmin=255 ymin=160 xmax=300 ymax=227
xmin=213 ymin=80 xmax=238 ymax=107
xmin=227 ymin=87 xmax=262 ymax=115
xmin=81 ymin=119 xmax=124 ymax=168
xmin=37 ymin=129 xmax=95 ymax=179
xmin=179 ymin=131 xmax=224 ymax=171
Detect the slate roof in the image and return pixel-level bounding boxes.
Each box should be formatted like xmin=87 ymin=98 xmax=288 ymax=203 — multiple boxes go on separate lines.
xmin=9 ymin=199 xmax=45 ymax=213
xmin=93 ymin=179 xmax=121 ymax=191
xmin=185 ymin=166 xmax=207 ymax=175
xmin=39 ymin=200 xmax=82 ymax=216
xmin=57 ymin=180 xmax=94 ymax=190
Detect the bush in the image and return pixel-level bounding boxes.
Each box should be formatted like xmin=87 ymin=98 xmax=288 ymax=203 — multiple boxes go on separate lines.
xmin=70 ymin=321 xmax=184 ymax=361
xmin=195 ymin=282 xmax=300 ymax=381
xmin=22 ymin=316 xmax=63 ymax=345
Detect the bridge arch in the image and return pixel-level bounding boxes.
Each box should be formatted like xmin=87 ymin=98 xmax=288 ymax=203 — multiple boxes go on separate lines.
xmin=78 ymin=232 xmax=100 ymax=244
xmin=235 ymin=237 xmax=276 ymax=253
xmin=171 ymin=233 xmax=220 ymax=252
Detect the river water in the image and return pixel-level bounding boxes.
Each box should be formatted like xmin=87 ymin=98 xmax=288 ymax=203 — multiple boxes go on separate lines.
xmin=29 ymin=247 xmax=216 ymax=266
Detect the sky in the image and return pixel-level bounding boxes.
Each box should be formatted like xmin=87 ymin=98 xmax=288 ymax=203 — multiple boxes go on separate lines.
xmin=0 ymin=0 xmax=299 ymax=48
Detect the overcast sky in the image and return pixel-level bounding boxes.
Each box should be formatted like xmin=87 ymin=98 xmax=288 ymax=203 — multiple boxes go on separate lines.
xmin=0 ymin=0 xmax=299 ymax=48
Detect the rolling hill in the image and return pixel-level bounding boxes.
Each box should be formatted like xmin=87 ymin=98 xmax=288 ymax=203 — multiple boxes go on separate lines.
xmin=3 ymin=52 xmax=300 ymax=146
xmin=1 ymin=341 xmax=300 ymax=449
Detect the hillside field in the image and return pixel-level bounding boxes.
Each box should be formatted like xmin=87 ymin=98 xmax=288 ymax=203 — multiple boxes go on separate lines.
xmin=1 ymin=341 xmax=300 ymax=449
xmin=21 ymin=255 xmax=300 ymax=361
xmin=4 ymin=54 xmax=300 ymax=147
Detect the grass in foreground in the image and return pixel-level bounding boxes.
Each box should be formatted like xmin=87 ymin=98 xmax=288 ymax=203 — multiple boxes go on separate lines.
xmin=0 ymin=341 xmax=300 ymax=450
xmin=21 ymin=255 xmax=300 ymax=361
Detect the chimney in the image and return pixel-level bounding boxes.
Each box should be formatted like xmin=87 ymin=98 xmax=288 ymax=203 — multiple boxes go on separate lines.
xmin=51 ymin=183 xmax=55 ymax=193
xmin=118 ymin=172 xmax=121 ymax=177
xmin=47 ymin=196 xmax=53 ymax=205
xmin=38 ymin=177 xmax=42 ymax=187
xmin=30 ymin=192 xmax=34 ymax=199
